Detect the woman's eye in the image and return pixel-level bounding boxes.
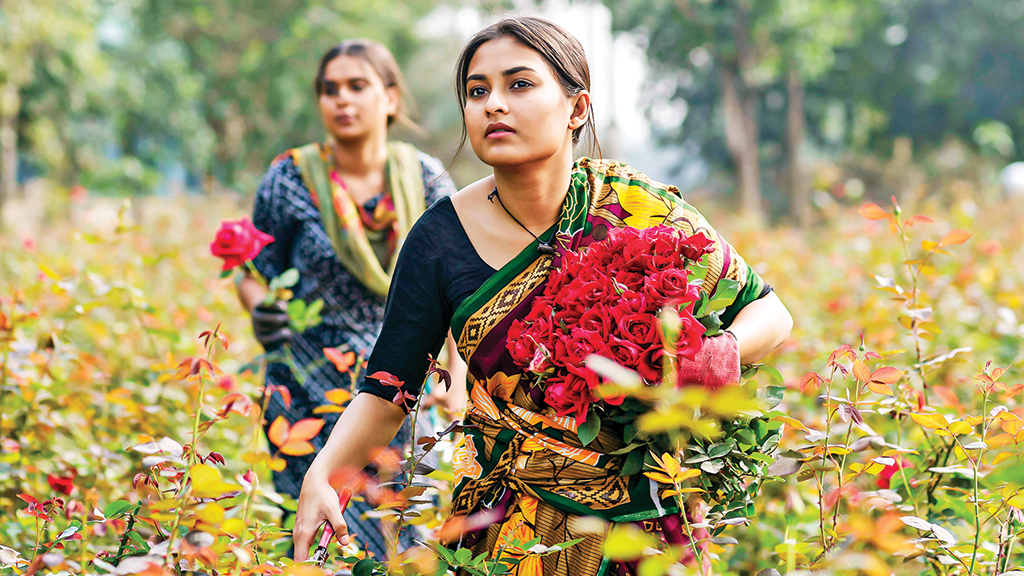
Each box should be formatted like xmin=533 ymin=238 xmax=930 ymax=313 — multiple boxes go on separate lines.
xmin=323 ymin=83 xmax=339 ymax=97
xmin=511 ymin=80 xmax=532 ymax=90
xmin=468 ymin=86 xmax=487 ymax=98
xmin=351 ymin=81 xmax=367 ymax=92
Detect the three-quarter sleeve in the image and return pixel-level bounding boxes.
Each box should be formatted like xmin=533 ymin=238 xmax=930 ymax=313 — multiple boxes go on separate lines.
xmin=251 ymin=158 xmax=309 ymax=282
xmin=359 ymin=205 xmax=452 ymax=409
xmin=419 ymin=153 xmax=457 ymax=207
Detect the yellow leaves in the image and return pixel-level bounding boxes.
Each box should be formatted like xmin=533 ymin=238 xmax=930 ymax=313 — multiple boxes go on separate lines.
xmin=221 ymin=518 xmax=247 ymax=538
xmin=190 ymin=464 xmax=239 ymax=499
xmin=314 ymin=388 xmax=352 ymax=415
xmin=772 ymin=414 xmax=808 ymax=432
xmin=644 ymin=452 xmax=701 ymax=486
xmin=241 ymin=451 xmax=286 ymax=471
xmin=911 ymin=412 xmax=948 ymax=430
xmin=849 ymin=461 xmax=886 ymax=475
xmin=602 ymin=523 xmax=659 ymax=560
xmin=267 ymin=416 xmax=324 ymax=456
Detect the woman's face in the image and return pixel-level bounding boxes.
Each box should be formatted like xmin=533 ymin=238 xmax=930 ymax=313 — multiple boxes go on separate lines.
xmin=463 ymin=37 xmax=582 ymax=168
xmin=318 ymin=55 xmax=398 ymax=143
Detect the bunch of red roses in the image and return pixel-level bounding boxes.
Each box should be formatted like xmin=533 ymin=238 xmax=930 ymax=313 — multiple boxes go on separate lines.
xmin=507 ymin=225 xmax=716 ymax=424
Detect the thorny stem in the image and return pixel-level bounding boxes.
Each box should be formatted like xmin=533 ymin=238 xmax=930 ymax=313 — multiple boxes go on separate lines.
xmin=967 ymin=391 xmax=991 ymax=575
xmin=164 ymin=334 xmax=217 ymax=567
xmin=895 ymin=216 xmax=931 ymax=402
xmin=114 ymin=504 xmax=140 ymax=564
xmin=676 ymin=493 xmax=706 ymax=576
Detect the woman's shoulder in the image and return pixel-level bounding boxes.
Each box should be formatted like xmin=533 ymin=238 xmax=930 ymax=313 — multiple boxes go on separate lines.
xmin=577 ymin=156 xmax=682 ymax=199
xmin=256 ymin=149 xmax=313 ymax=204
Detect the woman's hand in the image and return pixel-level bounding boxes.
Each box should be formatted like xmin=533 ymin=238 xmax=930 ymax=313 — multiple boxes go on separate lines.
xmin=292 ymin=464 xmax=348 ymax=562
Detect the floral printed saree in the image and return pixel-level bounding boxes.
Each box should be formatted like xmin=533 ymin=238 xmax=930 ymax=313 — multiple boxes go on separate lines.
xmin=445 ymin=158 xmax=766 ymax=575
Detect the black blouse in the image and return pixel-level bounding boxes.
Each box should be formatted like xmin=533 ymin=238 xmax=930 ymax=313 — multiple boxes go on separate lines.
xmin=359 ymin=196 xmax=494 ymax=401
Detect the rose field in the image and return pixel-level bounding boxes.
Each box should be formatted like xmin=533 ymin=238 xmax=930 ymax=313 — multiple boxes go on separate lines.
xmin=1 ymin=179 xmax=1023 ymax=576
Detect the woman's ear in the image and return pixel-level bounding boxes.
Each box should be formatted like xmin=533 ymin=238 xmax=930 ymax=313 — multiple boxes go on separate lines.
xmin=385 ymin=85 xmax=401 ymax=117
xmin=568 ymin=90 xmax=591 ymax=131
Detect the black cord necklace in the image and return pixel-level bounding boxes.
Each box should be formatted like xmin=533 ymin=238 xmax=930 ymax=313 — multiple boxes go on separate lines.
xmin=488 ymin=187 xmax=557 ymax=255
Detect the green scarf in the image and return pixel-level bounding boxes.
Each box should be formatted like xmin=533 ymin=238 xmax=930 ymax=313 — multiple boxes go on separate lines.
xmin=290 ymin=141 xmax=425 ymax=297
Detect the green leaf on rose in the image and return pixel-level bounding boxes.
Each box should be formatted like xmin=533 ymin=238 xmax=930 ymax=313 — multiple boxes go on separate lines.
xmin=269 ymin=267 xmax=300 ymax=290
xmin=578 ymin=411 xmax=602 ymax=447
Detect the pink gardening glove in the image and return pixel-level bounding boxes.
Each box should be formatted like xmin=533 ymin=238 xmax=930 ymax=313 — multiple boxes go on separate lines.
xmin=676 ymin=331 xmax=740 ymax=390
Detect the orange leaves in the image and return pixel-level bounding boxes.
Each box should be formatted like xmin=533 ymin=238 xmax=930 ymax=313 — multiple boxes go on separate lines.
xmin=324 ymin=347 xmax=356 ymax=373
xmin=313 ymin=388 xmax=353 ymax=415
xmin=938 ymin=229 xmax=971 ymax=247
xmin=858 ymin=203 xmax=890 ymax=221
xmin=267 ymin=417 xmax=324 ymax=456
xmin=852 ymin=363 xmax=904 ymax=396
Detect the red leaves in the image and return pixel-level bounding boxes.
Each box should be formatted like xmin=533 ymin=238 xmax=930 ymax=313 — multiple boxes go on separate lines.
xmin=47 ymin=470 xmax=77 ymax=495
xmin=17 ymin=494 xmax=52 ymax=520
xmin=265 ymin=384 xmax=292 ymax=408
xmin=267 ymin=416 xmax=324 ymax=456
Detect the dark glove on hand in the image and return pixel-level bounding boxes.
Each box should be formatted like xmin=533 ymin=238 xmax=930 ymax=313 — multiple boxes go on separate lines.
xmin=252 ymin=300 xmax=292 ymax=351
xmin=676 ymin=331 xmax=741 ymax=390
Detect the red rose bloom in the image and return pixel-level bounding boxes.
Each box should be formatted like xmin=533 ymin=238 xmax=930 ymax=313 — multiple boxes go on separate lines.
xmin=679 ymin=232 xmax=715 ymax=262
xmin=674 ymin=309 xmax=706 ymax=363
xmin=210 ymin=217 xmax=275 ymax=271
xmin=618 ymin=313 xmax=659 ymax=347
xmin=646 ymin=269 xmax=700 ymax=305
xmin=637 ymin=344 xmax=666 ymax=382
xmin=606 ymin=337 xmax=644 ymax=369
xmin=506 ymin=321 xmax=538 ymax=366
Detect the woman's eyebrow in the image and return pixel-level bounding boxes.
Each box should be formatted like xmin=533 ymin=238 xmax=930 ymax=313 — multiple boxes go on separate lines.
xmin=467 ymin=66 xmax=537 ymax=83
xmin=503 ymin=66 xmax=535 ymax=76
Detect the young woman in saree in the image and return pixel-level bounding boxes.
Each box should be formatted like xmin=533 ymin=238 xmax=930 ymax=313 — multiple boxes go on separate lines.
xmin=292 ymin=17 xmax=793 ymax=575
xmin=236 ymin=39 xmax=466 ymax=560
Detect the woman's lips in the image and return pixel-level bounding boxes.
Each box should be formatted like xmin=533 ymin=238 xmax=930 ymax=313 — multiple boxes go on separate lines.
xmin=485 ymin=123 xmax=515 ymax=139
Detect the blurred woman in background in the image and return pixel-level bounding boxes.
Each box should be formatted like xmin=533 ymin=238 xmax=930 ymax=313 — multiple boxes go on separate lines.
xmin=236 ymin=39 xmax=466 ymax=560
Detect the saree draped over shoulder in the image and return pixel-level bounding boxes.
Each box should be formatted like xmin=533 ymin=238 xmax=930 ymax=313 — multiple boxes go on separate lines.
xmin=446 ymin=158 xmax=765 ymax=576
xmin=290 ymin=141 xmax=426 ymax=297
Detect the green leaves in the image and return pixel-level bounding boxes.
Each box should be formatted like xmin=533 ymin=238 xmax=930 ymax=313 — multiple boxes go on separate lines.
xmin=578 ymin=411 xmax=602 ymax=447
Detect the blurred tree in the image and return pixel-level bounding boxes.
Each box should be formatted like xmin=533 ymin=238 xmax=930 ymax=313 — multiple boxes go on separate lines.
xmin=0 ymin=0 xmax=104 ymax=217
xmin=605 ymin=0 xmax=877 ymax=225
xmin=126 ymin=0 xmax=443 ymax=193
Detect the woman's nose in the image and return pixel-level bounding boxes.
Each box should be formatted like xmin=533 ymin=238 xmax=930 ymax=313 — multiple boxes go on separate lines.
xmin=485 ymin=91 xmax=507 ymax=115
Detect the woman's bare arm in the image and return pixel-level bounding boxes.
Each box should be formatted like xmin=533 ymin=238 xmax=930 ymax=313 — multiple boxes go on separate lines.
xmin=728 ymin=291 xmax=793 ymax=364
xmin=293 ymin=393 xmax=407 ymax=561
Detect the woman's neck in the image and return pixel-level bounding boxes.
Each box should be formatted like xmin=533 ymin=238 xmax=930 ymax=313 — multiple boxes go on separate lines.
xmin=329 ymin=131 xmax=388 ymax=176
xmin=491 ymin=150 xmax=575 ymax=230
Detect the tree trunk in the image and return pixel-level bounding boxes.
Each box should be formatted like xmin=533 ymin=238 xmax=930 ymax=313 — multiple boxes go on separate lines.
xmin=0 ymin=84 xmax=19 ymax=220
xmin=786 ymin=66 xmax=810 ymax=228
xmin=722 ymin=67 xmax=762 ymax=221
xmin=721 ymin=1 xmax=762 ymax=222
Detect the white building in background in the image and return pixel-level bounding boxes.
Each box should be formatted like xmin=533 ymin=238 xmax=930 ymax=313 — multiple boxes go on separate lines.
xmin=419 ymin=0 xmax=691 ymax=187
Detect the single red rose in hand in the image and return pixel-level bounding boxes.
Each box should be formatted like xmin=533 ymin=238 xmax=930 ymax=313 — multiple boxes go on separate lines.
xmin=210 ymin=217 xmax=274 ymax=271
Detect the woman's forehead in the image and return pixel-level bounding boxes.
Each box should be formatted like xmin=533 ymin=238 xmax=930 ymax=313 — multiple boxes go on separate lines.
xmin=323 ymin=55 xmax=381 ymax=83
xmin=467 ymin=37 xmax=552 ymax=78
